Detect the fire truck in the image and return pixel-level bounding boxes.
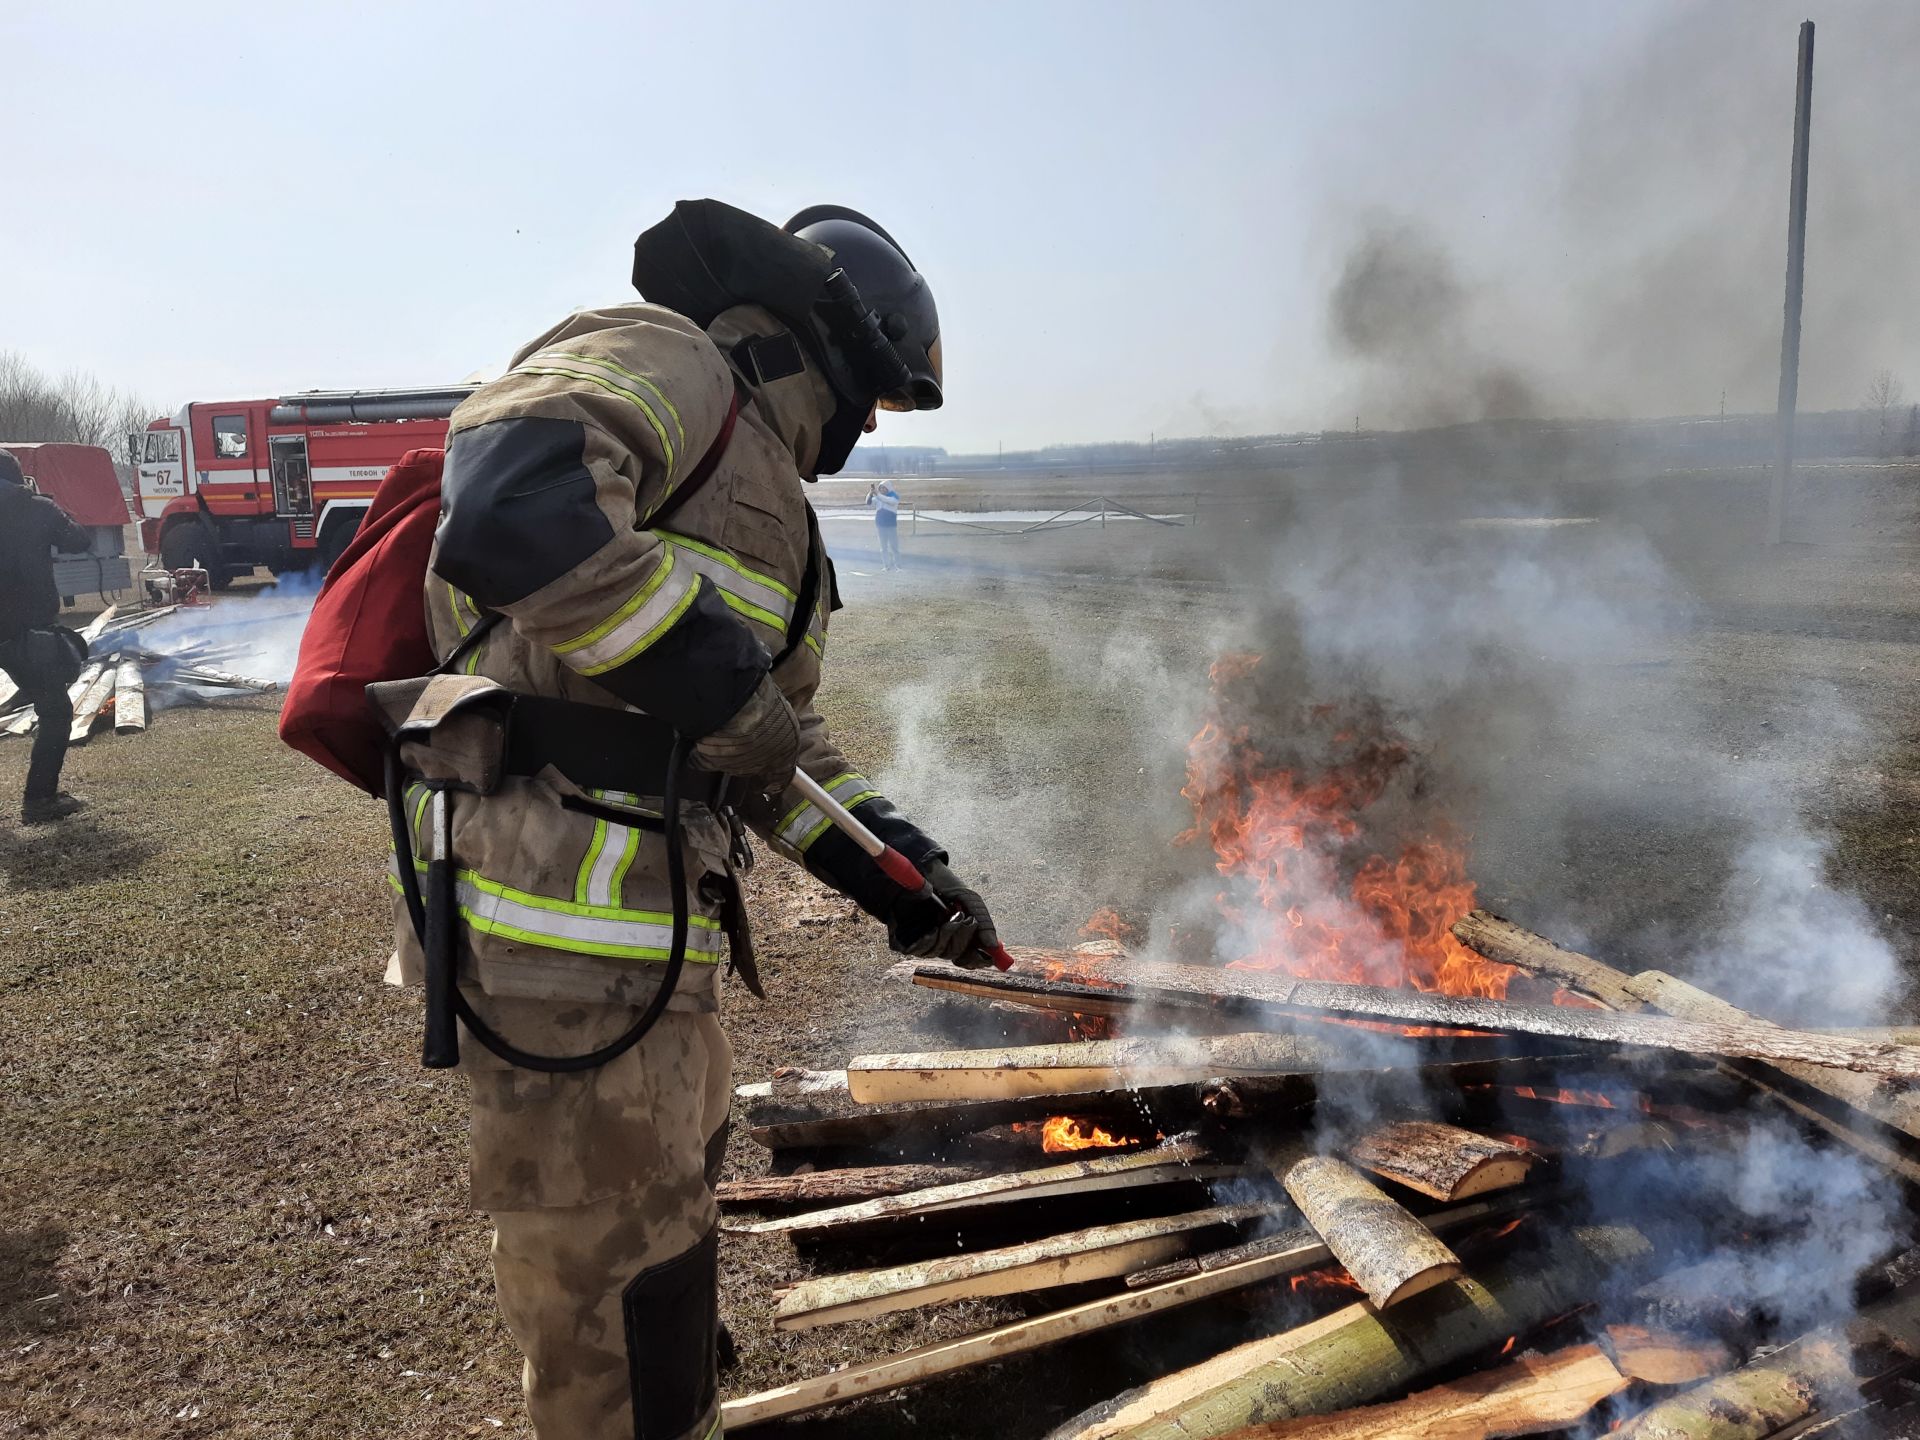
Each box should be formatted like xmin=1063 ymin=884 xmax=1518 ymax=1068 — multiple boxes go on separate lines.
xmin=130 ymin=386 xmax=474 ymax=587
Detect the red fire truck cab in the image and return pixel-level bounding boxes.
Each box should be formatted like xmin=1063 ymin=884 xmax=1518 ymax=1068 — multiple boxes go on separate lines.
xmin=130 ymin=386 xmax=473 ymax=586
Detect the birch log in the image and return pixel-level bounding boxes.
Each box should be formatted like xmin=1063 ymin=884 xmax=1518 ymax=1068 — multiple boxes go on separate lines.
xmin=1211 ymin=1343 xmax=1630 ymax=1440
xmin=112 ymin=664 xmax=147 ymax=733
xmin=1280 ymin=1154 xmax=1463 ymax=1307
xmin=1342 ymin=1121 xmax=1536 ymax=1202
xmin=68 ymin=664 xmax=119 ymax=742
xmin=4 ymin=662 xmax=100 ymax=736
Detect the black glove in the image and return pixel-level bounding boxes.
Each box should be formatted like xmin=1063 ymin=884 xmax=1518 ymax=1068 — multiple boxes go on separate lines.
xmin=886 ymin=859 xmax=999 ymax=966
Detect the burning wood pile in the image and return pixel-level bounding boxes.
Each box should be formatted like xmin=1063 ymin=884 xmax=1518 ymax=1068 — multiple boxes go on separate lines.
xmin=721 ymin=924 xmax=1920 ymax=1437
xmin=719 ymin=659 xmax=1920 ymax=1437
xmin=0 ymin=604 xmax=279 ymax=745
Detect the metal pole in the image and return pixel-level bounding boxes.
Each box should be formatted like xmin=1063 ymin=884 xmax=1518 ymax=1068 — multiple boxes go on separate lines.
xmin=1768 ymin=20 xmax=1815 ymax=545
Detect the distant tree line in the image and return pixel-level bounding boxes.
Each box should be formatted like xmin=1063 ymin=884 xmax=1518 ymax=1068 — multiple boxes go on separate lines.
xmin=0 ymin=351 xmax=154 ymax=459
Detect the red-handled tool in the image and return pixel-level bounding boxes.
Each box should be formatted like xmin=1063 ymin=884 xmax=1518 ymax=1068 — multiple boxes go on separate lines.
xmin=790 ymin=769 xmax=1014 ymax=970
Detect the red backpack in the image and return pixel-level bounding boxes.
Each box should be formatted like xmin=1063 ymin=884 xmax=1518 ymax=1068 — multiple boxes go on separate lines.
xmin=280 ymin=397 xmax=738 ymax=795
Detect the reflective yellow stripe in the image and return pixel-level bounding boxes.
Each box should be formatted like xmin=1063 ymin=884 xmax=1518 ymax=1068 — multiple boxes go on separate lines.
xmin=654 ymin=531 xmax=798 ymax=603
xmin=776 ymin=772 xmax=877 ymax=853
xmin=446 ymin=581 xmax=472 ymax=638
xmin=511 ymin=362 xmax=676 ymax=475
xmin=385 ymin=867 xmax=724 ymax=964
xmin=542 ymin=351 xmax=687 ymax=460
xmin=555 ymin=551 xmax=700 ymax=675
xmin=576 ymin=820 xmax=609 ymax=906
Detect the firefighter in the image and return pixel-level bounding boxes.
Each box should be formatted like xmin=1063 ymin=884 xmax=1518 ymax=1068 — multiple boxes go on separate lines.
xmin=395 ymin=202 xmax=994 ymax=1440
xmin=0 ymin=448 xmax=92 ymax=824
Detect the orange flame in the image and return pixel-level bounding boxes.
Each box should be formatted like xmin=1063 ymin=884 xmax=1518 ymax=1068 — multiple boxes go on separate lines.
xmin=1288 ymin=1265 xmax=1364 ymax=1295
xmin=1081 ymin=908 xmax=1145 ymax=948
xmin=1177 ymin=654 xmax=1522 ymax=1002
xmin=1500 ymin=1335 xmax=1517 ymax=1356
xmin=1013 ymin=1116 xmax=1144 ymax=1153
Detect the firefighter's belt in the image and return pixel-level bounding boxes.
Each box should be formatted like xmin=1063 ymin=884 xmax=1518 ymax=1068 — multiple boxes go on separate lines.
xmin=502 ymin=693 xmax=735 ymax=805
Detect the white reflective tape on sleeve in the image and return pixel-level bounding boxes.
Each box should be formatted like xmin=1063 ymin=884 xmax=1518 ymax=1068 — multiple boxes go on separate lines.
xmin=554 ymin=551 xmax=701 ymax=675
xmin=774 ymin=772 xmax=881 ymax=854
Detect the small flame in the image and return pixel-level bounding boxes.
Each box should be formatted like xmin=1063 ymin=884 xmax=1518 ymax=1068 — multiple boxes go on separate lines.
xmin=1288 ymin=1265 xmax=1364 ymax=1295
xmin=1013 ymin=1116 xmax=1144 ymax=1153
xmin=1500 ymin=1335 xmax=1517 ymax=1356
xmin=1512 ymin=1085 xmax=1619 ymax=1110
xmin=1081 ymin=908 xmax=1145 ymax=948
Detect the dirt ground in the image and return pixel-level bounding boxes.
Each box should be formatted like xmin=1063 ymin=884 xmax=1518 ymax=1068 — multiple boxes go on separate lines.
xmin=6 ymin=460 xmax=1920 ymax=1438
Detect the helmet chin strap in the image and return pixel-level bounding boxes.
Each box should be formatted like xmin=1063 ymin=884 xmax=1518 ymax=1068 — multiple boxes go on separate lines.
xmin=814 ymin=397 xmax=871 ymax=477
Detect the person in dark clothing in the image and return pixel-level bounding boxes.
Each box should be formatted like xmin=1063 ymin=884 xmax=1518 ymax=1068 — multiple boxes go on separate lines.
xmin=0 ymin=448 xmax=92 ymax=822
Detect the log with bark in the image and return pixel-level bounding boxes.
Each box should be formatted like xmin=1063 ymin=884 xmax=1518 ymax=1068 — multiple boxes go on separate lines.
xmin=112 ymin=662 xmax=147 ymax=734
xmin=1602 ymin=1324 xmax=1735 ymax=1387
xmin=716 ymin=1162 xmax=991 ymax=1209
xmin=1279 ymin=1152 xmax=1464 ymax=1307
xmin=1210 ymin=1341 xmax=1631 ymax=1440
xmin=718 ymin=1195 xmax=1526 ymax=1428
xmin=935 ymin=953 xmax=1920 ymax=1079
xmin=771 ymin=1201 xmax=1272 ymax=1331
xmin=725 ymin=1133 xmax=1218 ymax=1238
xmin=1451 ymin=910 xmax=1644 ymax=1009
xmin=1342 ymin=1121 xmax=1536 ymax=1202
xmin=1052 ymin=1222 xmax=1656 ymax=1440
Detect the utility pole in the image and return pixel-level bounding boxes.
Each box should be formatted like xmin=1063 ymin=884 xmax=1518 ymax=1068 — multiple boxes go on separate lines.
xmin=1768 ymin=20 xmax=1815 ymax=545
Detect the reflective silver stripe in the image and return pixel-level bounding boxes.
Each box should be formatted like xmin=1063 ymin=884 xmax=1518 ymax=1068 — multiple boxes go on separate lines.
xmin=429 ymin=790 xmax=447 ymax=858
xmin=583 ymin=821 xmax=633 ymax=907
xmin=511 ymin=354 xmax=678 ymax=474
xmin=554 ymin=551 xmax=700 ymax=675
xmin=455 ymin=876 xmax=725 ymax=963
xmin=657 ymin=537 xmax=795 ymax=634
xmin=775 ymin=772 xmax=879 ymax=853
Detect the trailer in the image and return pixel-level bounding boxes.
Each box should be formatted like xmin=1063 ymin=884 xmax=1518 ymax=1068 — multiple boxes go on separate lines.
xmin=0 ymin=442 xmax=135 ymax=602
xmin=130 ymin=386 xmax=474 ymax=587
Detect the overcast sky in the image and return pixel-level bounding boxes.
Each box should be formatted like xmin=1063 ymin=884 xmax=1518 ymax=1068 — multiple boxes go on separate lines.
xmin=6 ymin=2 xmax=1916 ymax=452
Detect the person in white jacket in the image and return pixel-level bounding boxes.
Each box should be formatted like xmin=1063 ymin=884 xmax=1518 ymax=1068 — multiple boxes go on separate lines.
xmin=866 ymin=478 xmax=902 ymax=569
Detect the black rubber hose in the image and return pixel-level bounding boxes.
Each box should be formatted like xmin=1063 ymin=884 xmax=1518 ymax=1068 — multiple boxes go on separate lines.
xmin=441 ymin=734 xmax=692 ymax=1073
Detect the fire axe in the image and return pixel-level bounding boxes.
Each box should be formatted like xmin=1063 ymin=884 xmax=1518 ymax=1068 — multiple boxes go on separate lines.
xmin=789 ymin=769 xmax=1016 ymax=971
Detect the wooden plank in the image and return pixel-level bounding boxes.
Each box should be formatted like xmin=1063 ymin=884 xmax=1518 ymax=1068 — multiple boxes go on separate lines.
xmin=846 ymin=1033 xmax=1336 ymax=1105
xmin=68 ymin=664 xmax=119 ymax=743
xmin=1280 ymin=1153 xmax=1462 ymax=1307
xmin=1343 ymin=1121 xmax=1536 ymax=1202
xmin=737 ymin=1066 xmax=1234 ymax=1151
xmin=717 ymin=1163 xmax=990 ymax=1208
xmin=1624 ymin=968 xmax=1920 ymax=1144
xmin=718 ymin=1196 xmax=1524 ymax=1428
xmin=1056 ymin=1223 xmax=1656 ymax=1440
xmin=1210 ymin=1342 xmax=1629 ymax=1440
xmin=770 ymin=1201 xmax=1271 ymax=1332
xmin=112 ymin=663 xmax=147 ymax=733
xmin=1452 ymin=909 xmax=1643 ymax=1009
xmin=726 ymin=1135 xmax=1213 ymax=1238
xmin=984 ymin=951 xmax=1920 ymax=1079
xmin=1451 ymin=916 xmax=1920 ymax=1175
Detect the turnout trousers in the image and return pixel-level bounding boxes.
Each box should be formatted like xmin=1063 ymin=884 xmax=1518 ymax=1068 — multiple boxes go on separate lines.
xmin=463 ymin=996 xmax=733 ymax=1440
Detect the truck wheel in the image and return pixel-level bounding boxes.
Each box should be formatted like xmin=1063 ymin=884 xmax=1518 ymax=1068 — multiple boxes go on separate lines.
xmin=316 ymin=520 xmax=359 ymax=576
xmin=160 ymin=520 xmax=223 ymax=583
